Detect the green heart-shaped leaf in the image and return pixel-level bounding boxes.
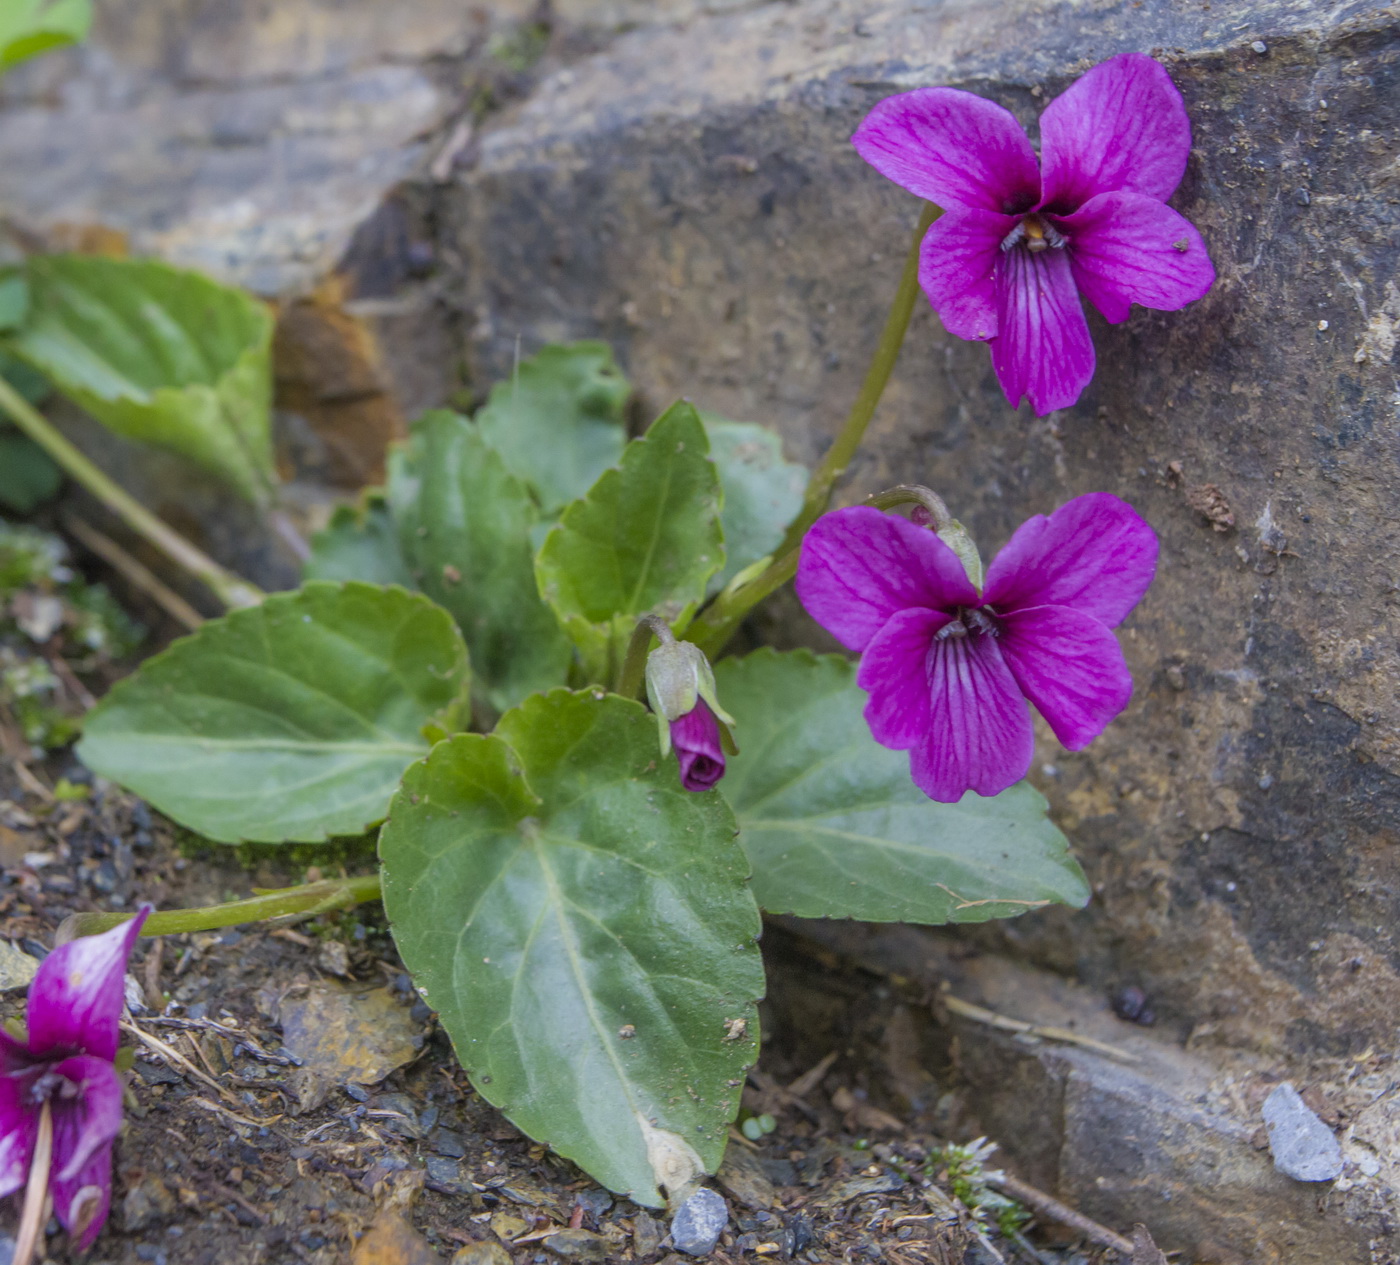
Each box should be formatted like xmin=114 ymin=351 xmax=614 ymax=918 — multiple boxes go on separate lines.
xmin=535 ymin=402 xmax=724 ymax=679
xmin=389 ymin=410 xmax=570 ymax=712
xmin=475 ymin=342 xmax=630 ymax=514
xmin=380 ymin=689 xmax=763 ymax=1205
xmin=700 ymin=414 xmax=807 ymax=594
xmin=304 ymin=493 xmax=413 ymax=588
xmin=716 ymin=649 xmax=1089 ymax=922
xmin=6 ymin=255 xmax=276 ymax=502
xmin=78 ymin=582 xmax=469 ymax=844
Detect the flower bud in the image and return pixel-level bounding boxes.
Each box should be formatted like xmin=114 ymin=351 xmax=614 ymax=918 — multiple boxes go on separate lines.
xmin=644 ymin=639 xmax=735 ymax=790
xmin=670 ymin=701 xmax=726 ymax=792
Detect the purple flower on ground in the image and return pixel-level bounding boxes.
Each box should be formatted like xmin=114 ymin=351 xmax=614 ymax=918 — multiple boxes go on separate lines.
xmin=0 ymin=908 xmax=150 ymax=1250
xmin=796 ymin=495 xmax=1157 ymax=802
xmin=671 ymin=700 xmax=727 ymax=792
xmin=852 ymin=53 xmax=1215 ymax=414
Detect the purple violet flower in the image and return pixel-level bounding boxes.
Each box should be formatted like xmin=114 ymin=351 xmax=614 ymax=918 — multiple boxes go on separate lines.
xmin=0 ymin=907 xmax=150 ymax=1251
xmin=671 ymin=700 xmax=727 ymax=792
xmin=796 ymin=494 xmax=1157 ymax=802
xmin=852 ymin=52 xmax=1215 ymax=414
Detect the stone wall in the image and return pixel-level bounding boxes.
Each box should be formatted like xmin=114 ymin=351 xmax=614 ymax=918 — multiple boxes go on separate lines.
xmin=3 ymin=1 xmax=1400 ymax=1258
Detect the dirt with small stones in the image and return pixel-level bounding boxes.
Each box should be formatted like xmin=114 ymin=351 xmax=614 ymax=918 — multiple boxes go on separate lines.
xmin=0 ymin=764 xmax=1126 ymax=1265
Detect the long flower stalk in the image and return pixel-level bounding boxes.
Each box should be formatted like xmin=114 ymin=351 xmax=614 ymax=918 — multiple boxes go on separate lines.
xmin=0 ymin=375 xmax=263 ymax=612
xmin=58 ymin=875 xmax=382 ymax=942
xmin=686 ymin=200 xmax=938 ymax=656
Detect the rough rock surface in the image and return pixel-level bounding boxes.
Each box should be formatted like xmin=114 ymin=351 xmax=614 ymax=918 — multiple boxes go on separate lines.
xmin=4 ymin=1 xmax=1400 ymax=1260
xmin=446 ymin=0 xmax=1400 ymax=1059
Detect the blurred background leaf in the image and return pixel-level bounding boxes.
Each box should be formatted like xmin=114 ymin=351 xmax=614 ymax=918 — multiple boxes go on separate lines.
xmin=0 ymin=0 xmax=91 ymax=74
xmin=4 ymin=255 xmax=277 ymax=503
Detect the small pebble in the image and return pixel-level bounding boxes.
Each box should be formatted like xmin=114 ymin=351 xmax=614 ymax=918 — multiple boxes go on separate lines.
xmin=1262 ymin=1082 xmax=1343 ymax=1181
xmin=670 ymin=1188 xmax=728 ymax=1256
xmin=1251 ymin=40 xmax=1268 ymax=54
xmin=1317 ymin=319 xmax=1329 ymax=331
xmin=542 ymin=1228 xmax=610 ymax=1260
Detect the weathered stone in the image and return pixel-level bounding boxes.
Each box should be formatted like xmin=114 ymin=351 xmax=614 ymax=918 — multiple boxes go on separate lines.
xmin=716 ymin=1142 xmax=776 ymax=1209
xmin=669 ymin=1186 xmax=728 ymax=1256
xmin=450 ymin=1243 xmax=512 ymax=1265
xmin=276 ymin=982 xmax=424 ymax=1111
xmin=542 ymin=1228 xmax=611 ymax=1260
xmin=789 ymin=917 xmax=1391 ymax=1265
xmin=121 ymin=1174 xmax=176 ymax=1232
xmin=1262 ymin=1082 xmax=1344 ymax=1182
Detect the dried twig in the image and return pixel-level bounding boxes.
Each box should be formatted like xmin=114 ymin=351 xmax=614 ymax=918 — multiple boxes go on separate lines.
xmin=11 ymin=760 xmax=53 ymax=803
xmin=63 ymin=512 xmax=204 ymax=632
xmin=986 ymin=1172 xmax=1134 ymax=1256
xmin=787 ymin=1049 xmax=839 ymax=1098
xmin=121 ymin=1019 xmax=241 ymax=1106
xmin=939 ymin=989 xmax=1140 ymax=1064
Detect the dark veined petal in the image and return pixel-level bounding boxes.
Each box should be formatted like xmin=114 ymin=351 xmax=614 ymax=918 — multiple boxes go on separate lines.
xmin=1038 ymin=53 xmax=1193 ymax=213
xmin=1056 ymin=190 xmax=1215 ymax=322
xmin=51 ymin=1154 xmax=113 ymax=1252
xmin=908 ymin=633 xmax=1036 ymax=803
xmin=852 ymin=87 xmax=1041 ymax=214
xmin=50 ymin=1139 xmax=116 ymax=1251
xmin=50 ymin=1055 xmax=124 ymax=1185
xmin=27 ymin=906 xmax=150 ymax=1062
xmin=857 ymin=607 xmax=954 ymax=750
xmin=998 ymin=604 xmax=1134 ymax=748
xmin=670 ymin=700 xmax=725 ymax=792
xmin=797 ymin=507 xmax=978 ymax=652
xmin=918 ymin=206 xmax=1018 ymax=341
xmin=982 ymin=493 xmax=1158 ymax=628
xmin=990 ymin=246 xmax=1095 ymax=416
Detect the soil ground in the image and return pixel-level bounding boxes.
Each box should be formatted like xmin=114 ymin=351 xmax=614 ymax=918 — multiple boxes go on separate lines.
xmin=0 ymin=767 xmax=1134 ymax=1265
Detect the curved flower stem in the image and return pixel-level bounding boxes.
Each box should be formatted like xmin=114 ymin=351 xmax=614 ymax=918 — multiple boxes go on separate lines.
xmin=864 ymin=484 xmax=954 ymax=529
xmin=685 ymin=546 xmax=799 ymax=660
xmin=57 ymin=874 xmax=382 ymax=942
xmin=616 ymin=614 xmax=675 ymax=699
xmin=774 ymin=200 xmax=941 ymax=560
xmin=0 ymin=376 xmax=263 ymax=612
xmin=13 ymin=1100 xmax=51 ymax=1265
xmin=685 ymin=201 xmax=940 ymax=658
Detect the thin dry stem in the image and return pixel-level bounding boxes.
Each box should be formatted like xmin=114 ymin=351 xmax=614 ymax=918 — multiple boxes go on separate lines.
xmin=63 ymin=512 xmax=204 ymax=632
xmin=13 ymin=1099 xmax=52 ymax=1265
xmin=939 ymin=989 xmax=1140 ymax=1064
xmin=986 ymin=1172 xmax=1135 ymax=1256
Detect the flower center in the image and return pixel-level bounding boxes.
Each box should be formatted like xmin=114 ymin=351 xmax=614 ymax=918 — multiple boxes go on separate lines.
xmin=1000 ymin=213 xmax=1066 ymax=255
xmin=935 ymin=607 xmax=1002 ymax=642
xmin=25 ymin=1066 xmax=80 ymax=1107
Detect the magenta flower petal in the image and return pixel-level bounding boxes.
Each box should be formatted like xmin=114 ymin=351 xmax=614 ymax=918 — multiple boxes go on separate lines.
xmin=990 ymin=247 xmax=1095 ymax=415
xmin=983 ymin=493 xmax=1158 ymax=628
xmin=1038 ymin=52 xmax=1192 ymax=212
xmin=998 ymin=604 xmax=1134 ymax=748
xmin=918 ymin=207 xmax=1017 ymax=340
xmin=28 ymin=909 xmax=148 ymax=1062
xmin=50 ymin=1055 xmax=123 ymax=1184
xmin=797 ymin=507 xmax=978 ymax=651
xmin=1057 ymin=190 xmax=1215 ymax=318
xmin=852 ymin=87 xmax=1040 ymax=214
xmin=0 ymin=1074 xmax=34 ymax=1200
xmin=909 ymin=635 xmax=1035 ymax=802
xmin=671 ymin=701 xmax=725 ymax=792
xmin=50 ymin=1139 xmax=114 ymax=1251
xmin=857 ymin=607 xmax=954 ymax=749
